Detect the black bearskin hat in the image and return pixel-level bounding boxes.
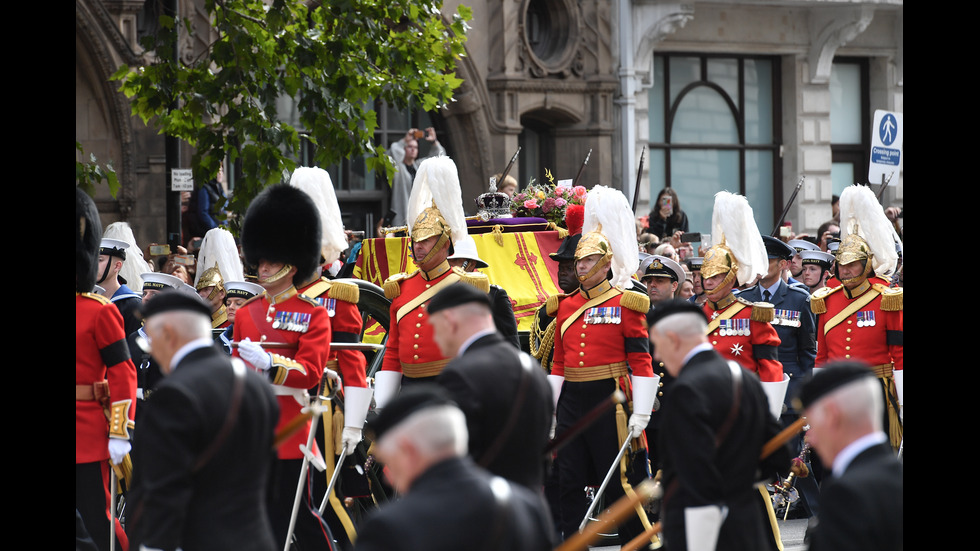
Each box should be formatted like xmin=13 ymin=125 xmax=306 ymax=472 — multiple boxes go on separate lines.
xmin=76 ymin=188 xmax=103 ymax=293
xmin=241 ymin=184 xmax=322 ymax=285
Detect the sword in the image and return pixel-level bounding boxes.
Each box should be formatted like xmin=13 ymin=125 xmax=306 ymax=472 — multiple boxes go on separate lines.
xmin=544 ymin=390 xmax=626 ymax=457
xmin=571 ymin=149 xmax=592 ymax=188
xmin=558 ymin=479 xmax=661 ymax=551
xmin=231 ymin=341 xmax=383 ymax=351
xmin=579 ymin=436 xmax=633 ymax=531
xmin=499 ymin=146 xmax=522 ymax=184
xmin=318 ymin=442 xmax=349 ymax=515
xmin=109 ymin=467 xmax=117 ymax=551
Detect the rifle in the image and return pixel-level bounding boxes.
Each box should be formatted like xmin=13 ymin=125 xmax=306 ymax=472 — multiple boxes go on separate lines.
xmin=631 ymin=147 xmax=646 ymax=213
xmin=571 ymin=148 xmax=592 ymax=188
xmin=499 ymin=146 xmax=521 ymax=184
xmin=771 ymin=175 xmax=805 ymax=237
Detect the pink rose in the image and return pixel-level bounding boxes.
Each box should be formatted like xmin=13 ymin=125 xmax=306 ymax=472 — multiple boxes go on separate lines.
xmin=554 ymin=197 xmax=567 ymax=208
xmin=573 ymin=186 xmax=587 ymax=200
xmin=524 ymin=199 xmax=538 ymax=209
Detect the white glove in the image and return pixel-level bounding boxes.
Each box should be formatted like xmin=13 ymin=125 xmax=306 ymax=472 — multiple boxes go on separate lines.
xmin=893 ymin=369 xmax=903 ymax=407
xmin=238 ymin=338 xmax=271 ymax=372
xmin=373 ymin=371 xmax=402 ymax=410
xmin=628 ymin=375 xmax=659 ymax=438
xmin=547 ymin=374 xmax=564 ymax=413
xmin=341 ymin=427 xmax=362 ymax=456
xmin=549 ymin=415 xmax=557 ymax=440
xmin=627 ymin=413 xmax=650 ymax=439
xmin=108 ymin=438 xmax=131 ymax=465
xmin=342 ymin=386 xmax=374 ymax=456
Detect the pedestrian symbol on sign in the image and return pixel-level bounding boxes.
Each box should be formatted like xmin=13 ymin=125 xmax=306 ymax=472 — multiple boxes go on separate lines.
xmin=878 ymin=114 xmax=897 ymax=146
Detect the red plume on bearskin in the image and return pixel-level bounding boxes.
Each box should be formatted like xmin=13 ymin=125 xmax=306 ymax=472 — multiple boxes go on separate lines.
xmin=565 ymin=204 xmax=584 ymax=236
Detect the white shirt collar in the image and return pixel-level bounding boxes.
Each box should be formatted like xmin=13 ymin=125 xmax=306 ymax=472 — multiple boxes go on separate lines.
xmin=832 ymin=431 xmax=888 ymax=478
xmin=458 ymin=328 xmax=497 ymax=357
xmin=682 ymin=342 xmax=716 ymax=367
xmin=170 ymin=338 xmax=215 ymax=372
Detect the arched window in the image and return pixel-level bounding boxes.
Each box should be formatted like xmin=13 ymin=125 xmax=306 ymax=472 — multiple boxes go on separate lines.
xmin=648 ymin=54 xmax=780 ymax=234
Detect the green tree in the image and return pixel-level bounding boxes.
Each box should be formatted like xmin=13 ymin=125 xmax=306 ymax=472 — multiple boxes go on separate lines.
xmin=76 ymin=142 xmax=120 ymax=198
xmin=113 ymin=0 xmax=471 ymax=219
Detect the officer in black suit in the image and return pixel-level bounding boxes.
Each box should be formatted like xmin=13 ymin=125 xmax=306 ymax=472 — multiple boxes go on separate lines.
xmin=127 ymin=291 xmax=280 ymax=551
xmin=355 ymin=385 xmax=556 ymax=551
xmin=429 ymin=283 xmax=553 ymax=491
xmin=797 ymin=362 xmax=903 ymax=551
xmin=647 ymin=300 xmax=791 ymax=551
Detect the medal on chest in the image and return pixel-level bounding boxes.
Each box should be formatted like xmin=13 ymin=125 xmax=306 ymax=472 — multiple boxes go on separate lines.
xmin=314 ymin=297 xmax=337 ymax=317
xmin=773 ymin=308 xmax=801 ymax=327
xmin=856 ymin=310 xmax=876 ymax=328
xmin=719 ymin=318 xmax=750 ymax=337
xmin=271 ymin=310 xmax=312 ymax=333
xmin=584 ymin=306 xmax=621 ymax=324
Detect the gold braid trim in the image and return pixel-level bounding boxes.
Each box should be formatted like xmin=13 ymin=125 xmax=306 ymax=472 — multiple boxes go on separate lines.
xmin=748 ymin=299 xmax=775 ymax=323
xmin=874 ymin=283 xmax=903 ymax=311
xmin=458 ymin=270 xmax=490 ymax=293
xmin=620 ymin=290 xmax=650 ymax=313
xmin=546 ymin=294 xmax=564 ymax=317
xmin=546 ymin=222 xmax=569 ymax=239
xmin=530 ymin=318 xmax=557 ymax=372
xmin=809 ymin=285 xmax=841 ymax=315
xmin=108 ymin=400 xmax=133 ymax=440
xmin=383 ymin=272 xmax=413 ymax=300
xmin=80 ymin=292 xmax=111 ymax=305
xmin=328 ymin=280 xmax=360 ymax=304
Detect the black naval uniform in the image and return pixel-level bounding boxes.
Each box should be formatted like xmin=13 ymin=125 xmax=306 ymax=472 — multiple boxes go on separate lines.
xmin=127 ymin=342 xmax=280 ymax=551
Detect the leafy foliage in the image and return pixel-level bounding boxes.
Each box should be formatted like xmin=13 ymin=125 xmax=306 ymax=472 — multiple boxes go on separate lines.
xmin=76 ymin=142 xmax=120 ymax=198
xmin=112 ymin=0 xmax=471 ymax=219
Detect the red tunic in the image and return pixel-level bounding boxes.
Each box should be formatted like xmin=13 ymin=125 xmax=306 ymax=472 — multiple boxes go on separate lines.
xmin=233 ymin=287 xmax=330 ymax=459
xmin=814 ymin=282 xmax=903 ymax=370
xmin=381 ymin=263 xmax=470 ymax=379
xmin=76 ymin=293 xmax=137 ymax=463
xmin=299 ymin=277 xmax=367 ymax=389
xmin=552 ymin=282 xmax=653 ymax=380
xmin=703 ymin=295 xmax=783 ymax=382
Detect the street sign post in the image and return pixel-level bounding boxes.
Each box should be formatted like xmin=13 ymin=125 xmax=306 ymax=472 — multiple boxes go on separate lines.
xmin=869 ymin=110 xmax=903 ymax=186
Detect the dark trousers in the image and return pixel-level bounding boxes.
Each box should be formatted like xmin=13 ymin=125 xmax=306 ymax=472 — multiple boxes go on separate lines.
xmin=555 ymin=378 xmax=649 ymax=545
xmin=269 ymin=458 xmax=336 ymax=551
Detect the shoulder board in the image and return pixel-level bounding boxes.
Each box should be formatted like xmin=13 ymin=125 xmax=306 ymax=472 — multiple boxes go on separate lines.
xmin=736 ymin=285 xmax=759 ymax=297
xmin=382 ymin=271 xmax=414 ymax=300
xmin=873 ymin=283 xmax=903 ymax=311
xmin=545 ymin=293 xmax=566 ymax=317
xmin=809 ymin=284 xmax=842 ymax=315
xmin=302 ymin=278 xmax=331 ymax=299
xmin=744 ymin=298 xmax=774 ymax=323
xmin=786 ymin=284 xmax=811 ymax=297
xmin=327 ymin=280 xmax=360 ymax=304
xmin=80 ymin=292 xmax=111 ymax=306
xmin=297 ymin=293 xmax=320 ymax=307
xmin=455 ymin=268 xmax=491 ymax=293
xmin=621 ymin=290 xmax=650 ymax=313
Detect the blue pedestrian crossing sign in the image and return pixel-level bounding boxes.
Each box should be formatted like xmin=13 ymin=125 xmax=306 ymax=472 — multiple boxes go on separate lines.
xmin=869 ymin=110 xmax=902 ymax=184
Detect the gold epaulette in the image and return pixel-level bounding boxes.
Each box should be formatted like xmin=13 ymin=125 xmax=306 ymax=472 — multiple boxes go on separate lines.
xmin=810 ymin=285 xmax=842 ymax=315
xmin=546 ymin=293 xmax=565 ymax=317
xmin=874 ymin=283 xmax=903 ymax=311
xmin=80 ymin=292 xmax=111 ymax=305
xmin=743 ymin=297 xmax=774 ymax=323
xmin=456 ymin=269 xmax=490 ymax=293
xmin=303 ymin=278 xmax=331 ymax=299
xmin=621 ymin=290 xmax=650 ymax=314
xmin=240 ymin=292 xmax=266 ymax=308
xmin=383 ymin=271 xmax=414 ymax=300
xmin=328 ymin=280 xmax=360 ymax=304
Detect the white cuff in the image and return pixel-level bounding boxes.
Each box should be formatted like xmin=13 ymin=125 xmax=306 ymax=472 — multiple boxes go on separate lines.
xmin=373 ymin=371 xmax=402 ymax=410
xmin=893 ymin=369 xmax=903 ymax=407
xmin=761 ymin=374 xmax=790 ymax=420
xmin=344 ymin=386 xmax=374 ymax=428
xmin=547 ymin=374 xmax=564 ymax=412
xmin=631 ymin=375 xmax=660 ymax=417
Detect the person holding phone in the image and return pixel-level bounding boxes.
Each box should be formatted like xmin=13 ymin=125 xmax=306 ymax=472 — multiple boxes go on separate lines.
xmin=645 ymin=187 xmax=689 ymax=242
xmin=387 ymin=126 xmax=446 ymax=228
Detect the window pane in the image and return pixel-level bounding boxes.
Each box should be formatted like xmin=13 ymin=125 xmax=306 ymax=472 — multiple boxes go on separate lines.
xmin=673 ymin=87 xmax=738 ymax=144
xmin=649 ymin=57 xmax=665 ymax=143
xmin=744 ymin=59 xmax=772 ymax=144
xmin=831 ymin=63 xmax=862 ymax=144
xmin=669 ymin=57 xmax=701 ymax=104
xmin=746 ymin=150 xmax=774 ymax=232
xmin=707 ymin=58 xmax=739 ymax=109
xmin=647 ymin=149 xmax=666 ymax=211
xmin=670 ymin=149 xmax=738 ymax=233
xmin=832 ymin=161 xmax=855 ymax=196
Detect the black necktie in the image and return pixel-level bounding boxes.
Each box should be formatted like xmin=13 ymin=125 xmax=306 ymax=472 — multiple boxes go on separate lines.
xmin=763 ymin=289 xmax=772 ymax=302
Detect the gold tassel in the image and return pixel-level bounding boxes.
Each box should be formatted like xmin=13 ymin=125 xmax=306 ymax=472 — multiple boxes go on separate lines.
xmin=620 ymin=290 xmax=650 ymax=314
xmin=547 ymin=222 xmax=569 ymax=240
xmin=333 ymin=403 xmax=345 ymax=453
xmin=328 ymin=280 xmax=360 ymax=304
xmin=875 ymin=284 xmax=903 ymax=311
xmin=750 ymin=301 xmax=775 ymax=323
xmin=492 ymin=224 xmax=504 ymax=246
